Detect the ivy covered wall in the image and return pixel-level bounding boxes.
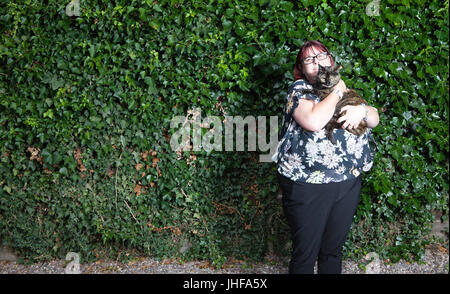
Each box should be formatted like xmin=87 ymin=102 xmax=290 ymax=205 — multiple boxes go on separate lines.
xmin=0 ymin=0 xmax=448 ymax=265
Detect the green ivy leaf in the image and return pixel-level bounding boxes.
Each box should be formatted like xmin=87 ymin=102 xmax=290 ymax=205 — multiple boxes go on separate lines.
xmin=59 ymin=167 xmax=68 ymax=176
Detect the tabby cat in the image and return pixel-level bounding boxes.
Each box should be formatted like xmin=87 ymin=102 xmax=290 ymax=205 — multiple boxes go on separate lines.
xmin=308 ymin=64 xmax=368 ymax=145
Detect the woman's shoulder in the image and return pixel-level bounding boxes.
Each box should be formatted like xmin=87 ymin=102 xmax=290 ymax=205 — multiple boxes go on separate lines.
xmin=289 ymin=79 xmax=313 ymax=93
xmin=287 ymin=79 xmax=317 ymax=103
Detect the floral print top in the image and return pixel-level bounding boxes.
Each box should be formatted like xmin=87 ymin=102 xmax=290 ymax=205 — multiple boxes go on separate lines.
xmin=274 ymin=79 xmax=376 ymax=184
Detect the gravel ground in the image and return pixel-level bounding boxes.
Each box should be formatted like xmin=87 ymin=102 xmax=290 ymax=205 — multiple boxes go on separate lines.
xmin=0 ymin=244 xmax=448 ymax=274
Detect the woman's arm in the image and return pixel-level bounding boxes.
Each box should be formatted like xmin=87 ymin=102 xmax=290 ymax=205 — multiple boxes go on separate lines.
xmin=293 ymin=92 xmax=341 ymax=132
xmin=292 ymin=80 xmax=347 ymax=132
xmin=337 ymin=104 xmax=380 ymax=129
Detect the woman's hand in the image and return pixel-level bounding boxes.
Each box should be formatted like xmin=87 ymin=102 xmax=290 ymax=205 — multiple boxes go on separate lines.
xmin=337 ymin=105 xmax=366 ymax=130
xmin=334 ymin=79 xmax=347 ymax=93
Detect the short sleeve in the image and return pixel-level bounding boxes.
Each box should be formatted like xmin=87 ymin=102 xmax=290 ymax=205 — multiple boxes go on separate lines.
xmin=277 ymin=79 xmax=318 ymax=145
xmin=284 ymin=80 xmax=318 ymax=119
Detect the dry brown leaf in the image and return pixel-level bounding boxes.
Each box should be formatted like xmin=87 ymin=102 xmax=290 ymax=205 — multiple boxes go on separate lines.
xmin=27 ymin=146 xmax=43 ymax=164
xmin=74 ymin=147 xmax=86 ymax=172
xmin=78 ymin=163 xmax=86 ymax=172
xmin=152 ymin=157 xmax=159 ymax=167
xmin=438 ymin=245 xmax=448 ymax=254
xmin=74 ymin=147 xmax=82 ymax=161
xmin=134 ymin=184 xmax=142 ymax=196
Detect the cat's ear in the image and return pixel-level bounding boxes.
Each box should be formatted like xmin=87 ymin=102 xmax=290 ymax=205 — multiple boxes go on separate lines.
xmin=335 ymin=64 xmax=343 ymax=72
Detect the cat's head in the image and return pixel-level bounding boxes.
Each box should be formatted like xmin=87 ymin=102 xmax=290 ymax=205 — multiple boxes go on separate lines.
xmin=315 ymin=64 xmax=343 ymax=89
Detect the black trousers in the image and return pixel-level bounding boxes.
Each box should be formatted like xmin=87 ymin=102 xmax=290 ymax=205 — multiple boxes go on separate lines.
xmin=277 ymin=172 xmax=362 ymax=274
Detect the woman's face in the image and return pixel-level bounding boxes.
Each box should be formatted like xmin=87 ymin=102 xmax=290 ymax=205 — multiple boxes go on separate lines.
xmin=302 ymin=46 xmax=332 ymax=83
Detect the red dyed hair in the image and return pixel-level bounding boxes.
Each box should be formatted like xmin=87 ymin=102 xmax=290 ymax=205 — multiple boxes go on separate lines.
xmin=293 ymin=40 xmax=335 ymax=81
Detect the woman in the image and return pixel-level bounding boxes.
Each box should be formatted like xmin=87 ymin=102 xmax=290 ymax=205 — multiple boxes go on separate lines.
xmin=275 ymin=40 xmax=379 ymax=274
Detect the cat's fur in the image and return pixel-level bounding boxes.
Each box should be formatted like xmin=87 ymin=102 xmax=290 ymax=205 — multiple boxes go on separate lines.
xmin=307 ymin=64 xmax=368 ymax=144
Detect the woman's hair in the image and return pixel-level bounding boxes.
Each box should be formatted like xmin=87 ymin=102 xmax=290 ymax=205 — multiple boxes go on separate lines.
xmin=293 ymin=40 xmax=335 ymax=81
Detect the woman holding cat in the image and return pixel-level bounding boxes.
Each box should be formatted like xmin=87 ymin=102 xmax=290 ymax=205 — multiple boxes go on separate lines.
xmin=275 ymin=40 xmax=379 ymax=274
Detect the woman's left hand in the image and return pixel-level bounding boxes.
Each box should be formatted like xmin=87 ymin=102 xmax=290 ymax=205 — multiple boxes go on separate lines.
xmin=337 ymin=105 xmax=366 ymax=130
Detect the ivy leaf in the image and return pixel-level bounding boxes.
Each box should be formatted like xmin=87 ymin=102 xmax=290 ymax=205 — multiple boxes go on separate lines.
xmin=144 ymin=77 xmax=157 ymax=94
xmin=59 ymin=167 xmax=69 ymax=176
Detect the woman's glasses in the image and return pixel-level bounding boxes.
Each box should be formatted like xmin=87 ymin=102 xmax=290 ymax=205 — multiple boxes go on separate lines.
xmin=302 ymin=52 xmax=328 ymax=64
